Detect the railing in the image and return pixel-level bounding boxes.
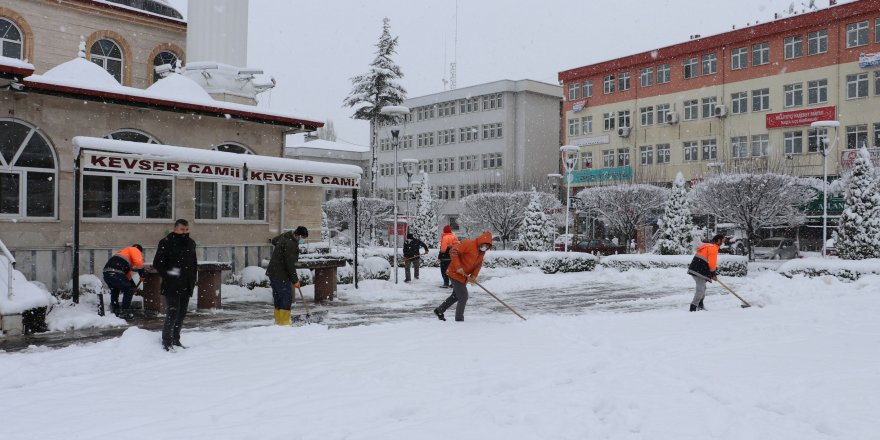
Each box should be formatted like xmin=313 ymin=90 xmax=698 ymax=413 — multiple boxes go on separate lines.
xmin=0 ymin=238 xmax=15 ymax=299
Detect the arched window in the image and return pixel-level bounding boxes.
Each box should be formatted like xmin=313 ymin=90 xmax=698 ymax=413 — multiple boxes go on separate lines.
xmin=90 ymin=38 xmax=123 ymax=83
xmin=0 ymin=18 xmax=23 ymax=60
xmin=0 ymin=119 xmax=57 ymax=218
xmin=104 ymin=129 xmax=161 ymax=144
xmin=152 ymin=50 xmax=178 ymax=82
xmin=212 ymin=143 xmax=253 ymax=155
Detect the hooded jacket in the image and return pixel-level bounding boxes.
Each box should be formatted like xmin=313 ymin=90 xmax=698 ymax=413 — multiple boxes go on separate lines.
xmin=687 ymin=240 xmax=719 ymax=280
xmin=446 ymin=232 xmax=493 ymax=284
xmin=439 ymin=227 xmax=460 ymax=261
xmin=266 ymin=231 xmax=300 ymax=283
xmin=153 ymin=232 xmax=198 ymax=296
xmin=103 ymin=246 xmax=145 ymax=279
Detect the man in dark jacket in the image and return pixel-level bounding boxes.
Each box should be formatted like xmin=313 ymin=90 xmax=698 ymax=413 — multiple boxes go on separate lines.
xmin=686 ymin=233 xmax=724 ymax=312
xmin=266 ymin=226 xmax=308 ymax=326
xmin=153 ymin=219 xmax=198 ymax=350
xmin=403 ymin=233 xmax=429 ymax=282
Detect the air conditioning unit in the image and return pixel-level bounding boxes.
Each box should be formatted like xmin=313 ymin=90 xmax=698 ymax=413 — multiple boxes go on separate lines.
xmin=617 ymin=127 xmax=631 ymax=138
xmin=714 ymin=104 xmax=728 ymax=117
xmin=665 ymin=112 xmax=679 ymax=124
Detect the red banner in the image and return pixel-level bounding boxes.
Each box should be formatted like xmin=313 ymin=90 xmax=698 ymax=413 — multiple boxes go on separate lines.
xmin=766 ymin=106 xmax=835 ymax=129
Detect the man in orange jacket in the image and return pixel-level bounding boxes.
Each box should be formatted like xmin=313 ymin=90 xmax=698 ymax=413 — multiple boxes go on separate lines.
xmin=438 ymin=225 xmax=460 ymax=288
xmin=433 ymin=232 xmax=493 ymax=321
xmin=686 ymin=233 xmax=724 ymax=312
xmin=102 ymin=244 xmax=145 ymax=318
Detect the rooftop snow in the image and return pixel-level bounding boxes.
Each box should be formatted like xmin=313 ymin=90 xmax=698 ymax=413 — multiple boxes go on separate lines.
xmin=0 ymin=55 xmax=35 ymax=71
xmin=287 ymin=139 xmax=370 ymax=153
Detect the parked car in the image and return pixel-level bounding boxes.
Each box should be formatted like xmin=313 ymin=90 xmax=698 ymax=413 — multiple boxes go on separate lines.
xmin=555 ymin=238 xmax=627 ymax=255
xmin=752 ymin=238 xmax=800 ymax=260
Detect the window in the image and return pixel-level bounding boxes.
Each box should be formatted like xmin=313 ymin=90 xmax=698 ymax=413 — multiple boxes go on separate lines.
xmin=568 ymin=83 xmax=580 ymax=101
xmin=656 ymin=104 xmax=670 ymax=123
xmin=459 ymin=185 xmax=479 ymax=198
xmin=701 ymin=54 xmax=717 ymax=75
xmin=731 ymin=47 xmax=748 ymax=70
xmin=438 ymin=101 xmax=457 ymax=117
xmin=617 ymin=148 xmax=630 ymax=167
xmin=751 ymin=134 xmax=769 ymax=157
xmin=437 ymin=129 xmax=456 ymax=145
xmin=193 ymin=181 xmax=263 ymax=221
xmin=582 ymin=80 xmax=593 ymax=98
xmin=602 ymin=150 xmax=615 ymax=167
xmin=702 ymin=139 xmax=717 ymax=160
xmin=401 ymin=135 xmax=413 ymax=150
xmin=640 ymin=67 xmax=654 ymax=87
xmin=639 ymin=145 xmax=653 ymax=165
xmin=846 ymin=124 xmax=868 ymax=149
xmin=847 ymin=73 xmax=868 ymax=99
xmin=0 ymin=120 xmax=57 ymax=218
xmin=581 ymin=116 xmax=593 ymax=134
xmin=683 ymin=100 xmax=699 ymax=120
xmin=874 ymin=123 xmax=880 ymax=149
xmin=481 ymin=153 xmax=503 ymax=169
xmin=876 ymin=71 xmax=880 ymax=96
xmin=90 ymin=38 xmax=124 ymax=83
xmin=701 ymin=97 xmax=717 ymax=119
xmin=808 ymin=79 xmax=828 ymax=104
xmin=846 ymin=21 xmax=869 ymax=48
xmin=482 ymin=123 xmax=503 ymax=140
xmin=752 ymin=42 xmax=770 ymax=66
xmin=683 ymin=57 xmax=698 ymax=79
xmin=783 ymin=131 xmax=803 ymax=155
xmin=417 ymin=132 xmax=435 ymax=147
xmin=481 ymin=93 xmax=503 ymax=111
xmin=212 ymin=143 xmax=253 ymax=154
xmin=752 ymin=88 xmax=770 ymax=112
xmin=568 ymin=118 xmax=580 ymax=137
xmin=640 ymin=106 xmax=654 ymax=126
xmin=617 ymin=110 xmax=631 ymax=129
xmin=808 ymin=29 xmax=828 ymax=55
xmin=0 ymin=18 xmax=24 ymax=60
xmin=582 ymin=152 xmax=593 ymax=169
xmin=784 ymin=36 xmax=803 ymax=60
xmin=656 ymin=64 xmax=670 ymax=83
xmin=459 ymin=97 xmax=479 ymax=113
xmin=877 ymin=18 xmax=880 ymax=43
xmin=152 ymin=50 xmax=178 ymax=82
xmin=418 ymin=159 xmax=434 ymax=173
xmin=459 ymin=126 xmax=478 ymax=142
xmin=603 ymin=75 xmax=615 ymax=94
xmin=808 ymin=127 xmax=828 ymax=153
xmin=618 ymin=72 xmax=631 ymax=91
xmin=731 ymin=92 xmax=748 ymax=114
xmin=784 ymin=83 xmax=803 ymax=108
xmin=731 ymin=136 xmax=749 ymax=159
xmin=603 ymin=112 xmax=616 ymax=131
xmin=437 ymin=157 xmax=456 ymax=173
xmin=83 ymin=174 xmax=174 ymax=220
xmin=459 ymin=155 xmax=478 ymax=171
xmin=437 ymin=186 xmax=456 ymax=200
xmin=683 ymin=141 xmax=698 ymax=162
xmin=657 ymin=144 xmax=671 ymax=163
xmin=105 ymin=129 xmax=161 ymax=144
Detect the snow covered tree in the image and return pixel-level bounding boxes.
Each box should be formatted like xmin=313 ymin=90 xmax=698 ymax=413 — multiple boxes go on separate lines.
xmin=576 ymin=184 xmax=667 ymax=244
xmin=518 ymin=190 xmax=554 ymax=251
xmin=324 ymin=197 xmax=393 ymax=246
xmin=410 ymin=173 xmax=439 ymax=246
xmin=652 ymin=172 xmax=694 ymax=255
xmin=692 ymin=172 xmax=814 ymax=259
xmin=342 ymin=17 xmax=406 ymax=196
xmin=321 ymin=210 xmax=330 ymax=241
xmin=837 ymin=148 xmax=880 ymax=260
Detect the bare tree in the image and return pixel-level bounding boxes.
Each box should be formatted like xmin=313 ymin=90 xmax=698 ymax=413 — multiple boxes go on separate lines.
xmin=324 ymin=197 xmax=393 ymax=246
xmin=691 ymin=172 xmax=815 ymax=259
xmin=576 ymin=184 xmax=667 ymax=243
xmin=459 ymin=191 xmax=562 ymax=249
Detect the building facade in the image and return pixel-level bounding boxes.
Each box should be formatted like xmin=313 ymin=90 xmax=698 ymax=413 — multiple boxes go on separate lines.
xmin=375 ymin=79 xmax=562 ymax=229
xmin=558 ymin=0 xmax=880 ymax=191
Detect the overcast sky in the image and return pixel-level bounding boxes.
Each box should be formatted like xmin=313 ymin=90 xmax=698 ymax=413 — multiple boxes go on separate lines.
xmin=166 ymin=0 xmax=851 ymax=146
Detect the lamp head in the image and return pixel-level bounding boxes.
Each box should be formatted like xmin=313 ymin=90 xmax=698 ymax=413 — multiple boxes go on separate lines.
xmin=391 ymin=128 xmax=400 ymax=138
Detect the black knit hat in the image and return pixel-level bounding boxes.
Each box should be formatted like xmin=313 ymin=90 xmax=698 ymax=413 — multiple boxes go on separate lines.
xmin=294 ymin=226 xmax=309 ymax=237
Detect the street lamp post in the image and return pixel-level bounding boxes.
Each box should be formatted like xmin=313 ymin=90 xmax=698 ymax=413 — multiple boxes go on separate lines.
xmin=810 ymin=120 xmax=840 ymax=259
xmin=547 ymin=173 xmax=562 ymax=245
xmin=402 ymin=158 xmax=419 ymax=218
xmin=380 ymin=105 xmax=410 ymax=284
xmin=560 ymin=145 xmax=579 ymax=252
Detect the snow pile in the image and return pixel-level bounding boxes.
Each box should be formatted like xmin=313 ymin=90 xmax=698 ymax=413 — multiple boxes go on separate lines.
xmin=0 ymin=55 xmax=34 ymax=70
xmin=778 ymin=257 xmax=880 ymax=281
xmin=601 ymin=254 xmax=749 ymax=276
xmin=234 ymin=266 xmax=270 ymax=289
xmin=39 ymin=57 xmax=124 ymax=91
xmin=361 ymin=248 xmax=597 ymax=273
xmin=45 ymin=299 xmax=128 ymax=331
xmin=358 ymin=257 xmax=391 ymax=281
xmin=146 ymin=72 xmax=214 ymax=103
xmin=0 ymin=255 xmax=54 ymax=315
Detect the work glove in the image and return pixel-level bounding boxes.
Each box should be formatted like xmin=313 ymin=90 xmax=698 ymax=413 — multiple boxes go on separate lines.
xmin=467 ymin=274 xmax=477 ymax=284
xmin=294 ymin=281 xmax=301 ymax=289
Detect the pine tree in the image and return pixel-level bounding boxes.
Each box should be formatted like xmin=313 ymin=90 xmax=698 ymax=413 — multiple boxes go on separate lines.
xmin=410 ymin=173 xmax=438 ymax=246
xmin=342 ymin=17 xmax=406 ymax=195
xmin=837 ymin=148 xmax=880 ymax=260
xmin=518 ymin=190 xmax=554 ymax=251
xmin=653 ymin=172 xmax=694 ymax=255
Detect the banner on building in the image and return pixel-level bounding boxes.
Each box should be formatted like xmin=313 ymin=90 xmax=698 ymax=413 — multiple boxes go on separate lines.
xmin=574 ymin=134 xmax=611 ymax=146
xmin=572 ymin=100 xmax=587 ymax=113
xmin=859 ymin=52 xmax=880 ymax=68
xmin=566 ymin=166 xmax=632 ymax=184
xmin=840 ymin=148 xmax=880 ymax=169
xmin=765 ymin=106 xmax=836 ymax=129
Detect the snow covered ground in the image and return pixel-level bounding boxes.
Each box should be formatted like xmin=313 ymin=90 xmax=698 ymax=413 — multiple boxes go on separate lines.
xmin=0 ymin=266 xmax=877 ymax=439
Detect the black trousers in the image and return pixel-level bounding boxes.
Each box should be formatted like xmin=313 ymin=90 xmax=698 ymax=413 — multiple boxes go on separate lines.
xmin=439 ymin=259 xmax=451 ymax=285
xmin=162 ymin=293 xmax=190 ymax=345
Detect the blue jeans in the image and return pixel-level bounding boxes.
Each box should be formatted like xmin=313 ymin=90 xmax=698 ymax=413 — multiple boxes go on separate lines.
xmin=103 ymin=271 xmax=133 ymax=312
xmin=270 ymin=277 xmax=293 ymax=310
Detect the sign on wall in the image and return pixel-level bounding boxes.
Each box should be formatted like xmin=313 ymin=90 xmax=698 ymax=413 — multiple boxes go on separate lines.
xmin=572 ymin=100 xmax=587 ymax=113
xmin=765 ymin=106 xmax=836 ymax=129
xmin=840 ymin=148 xmax=880 ymax=169
xmin=859 ymin=52 xmax=880 ymax=68
xmin=574 ymin=134 xmax=611 ymax=147
xmin=566 ymin=166 xmax=632 ymax=184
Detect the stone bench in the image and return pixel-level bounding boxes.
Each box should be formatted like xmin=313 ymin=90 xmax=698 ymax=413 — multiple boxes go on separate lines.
xmin=296 ymin=258 xmax=347 ymax=302
xmin=141 ymin=262 xmax=233 ymax=314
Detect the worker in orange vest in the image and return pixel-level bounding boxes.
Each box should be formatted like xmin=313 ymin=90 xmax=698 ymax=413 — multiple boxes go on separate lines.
xmin=438 ymin=225 xmax=460 ymax=288
xmin=433 ymin=232 xmax=492 ymax=321
xmin=686 ymin=233 xmax=724 ymax=312
xmin=102 ymin=244 xmax=145 ymax=318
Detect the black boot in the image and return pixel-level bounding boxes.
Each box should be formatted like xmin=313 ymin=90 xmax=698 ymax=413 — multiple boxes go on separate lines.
xmin=172 ymin=341 xmax=187 ymax=349
xmin=689 ymin=304 xmax=698 ymax=312
xmin=698 ymin=299 xmax=706 ymax=311
xmin=433 ymin=308 xmax=446 ymax=321
xmin=435 ymin=294 xmax=457 ymax=321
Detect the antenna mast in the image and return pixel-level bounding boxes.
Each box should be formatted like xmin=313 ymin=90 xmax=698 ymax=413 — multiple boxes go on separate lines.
xmin=449 ymin=0 xmax=458 ymax=90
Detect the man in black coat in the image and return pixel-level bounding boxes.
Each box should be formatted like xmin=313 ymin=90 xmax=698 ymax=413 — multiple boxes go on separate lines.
xmin=403 ymin=233 xmax=429 ymax=282
xmin=153 ymin=219 xmax=198 ymax=351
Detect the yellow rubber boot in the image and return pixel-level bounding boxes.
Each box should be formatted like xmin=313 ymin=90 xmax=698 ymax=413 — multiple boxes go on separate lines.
xmin=273 ymin=309 xmax=283 ymax=325
xmin=279 ymin=309 xmax=292 ymax=326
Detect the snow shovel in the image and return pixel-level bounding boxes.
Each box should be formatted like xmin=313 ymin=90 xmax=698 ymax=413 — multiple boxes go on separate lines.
xmin=294 ymin=287 xmax=327 ymax=324
xmin=472 ymin=280 xmax=527 ymax=321
xmin=714 ymin=278 xmax=752 ymax=308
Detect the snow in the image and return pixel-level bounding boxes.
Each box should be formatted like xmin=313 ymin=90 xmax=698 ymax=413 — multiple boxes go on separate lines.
xmin=0 ymin=255 xmax=54 ymax=315
xmin=778 ymin=257 xmax=880 ymax=277
xmin=39 ymin=57 xmax=123 ymax=90
xmin=238 ymin=266 xmax=269 ymax=287
xmin=146 ymin=72 xmax=214 ymax=102
xmin=286 ymin=138 xmax=370 ymax=153
xmin=0 ymin=55 xmax=35 ymax=71
xmin=0 ymin=267 xmax=878 ymax=439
